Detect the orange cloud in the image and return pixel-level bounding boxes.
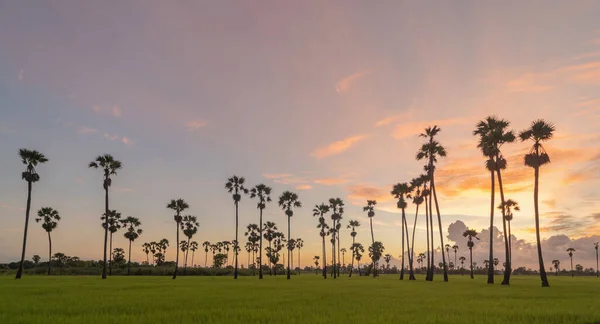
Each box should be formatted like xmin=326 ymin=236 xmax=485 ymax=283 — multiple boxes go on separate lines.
xmin=310 ymin=134 xmax=367 ymax=159
xmin=335 ymin=69 xmax=373 ymax=93
xmin=122 ymin=137 xmax=132 ymax=145
xmin=296 ymin=184 xmax=312 ymax=190
xmin=391 ymin=117 xmax=471 ymax=140
xmin=313 ymin=178 xmax=348 ymax=185
xmin=186 ymin=120 xmax=207 ymax=131
xmin=375 ymin=116 xmax=399 ymax=127
xmin=347 ymin=185 xmax=393 ymax=203
xmin=505 ymin=73 xmax=553 ymax=92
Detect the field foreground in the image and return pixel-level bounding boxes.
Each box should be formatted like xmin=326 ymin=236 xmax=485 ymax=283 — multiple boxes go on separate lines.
xmin=1 ymin=275 xmax=599 ymax=323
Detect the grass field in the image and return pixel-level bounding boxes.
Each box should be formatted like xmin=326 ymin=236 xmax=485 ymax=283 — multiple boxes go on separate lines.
xmin=1 ymin=274 xmax=599 ymax=323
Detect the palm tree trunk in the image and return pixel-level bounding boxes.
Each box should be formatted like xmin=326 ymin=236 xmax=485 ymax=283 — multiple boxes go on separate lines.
xmin=487 ymin=170 xmax=495 ymax=284
xmin=411 ymin=202 xmax=420 ymax=269
xmin=259 ymin=208 xmax=264 ymax=279
xmin=454 ymin=251 xmax=457 ymax=272
xmin=322 ymin=225 xmax=327 ymax=279
xmin=205 ymin=251 xmax=208 ymax=268
xmin=16 ymin=181 xmax=33 ymax=279
xmin=298 ymin=248 xmax=301 ymax=275
xmin=184 ymin=237 xmax=190 ymax=275
xmin=508 ymin=221 xmax=512 ymax=264
xmin=369 ymin=217 xmax=375 ymax=277
xmin=596 ymin=249 xmax=599 ymax=278
xmin=332 ymin=219 xmax=337 ymax=279
xmin=424 ymin=193 xmax=430 ymax=280
xmin=47 ymin=231 xmax=52 ymax=276
xmin=534 ymin=159 xmax=549 ymax=287
xmin=234 ymin=200 xmax=239 ymax=279
xmin=109 ymin=233 xmax=114 ymax=276
xmin=173 ymin=218 xmax=180 ymax=279
xmin=102 ymin=184 xmax=109 ymax=279
xmin=496 ymin=167 xmax=511 ymax=285
xmin=349 ymin=235 xmax=355 ymax=278
xmin=400 ymin=208 xmax=405 ymax=280
xmin=358 ymin=261 xmax=362 ymax=276
xmin=127 ymin=239 xmax=132 ymax=275
xmin=469 ymin=246 xmax=474 ymax=279
xmin=337 ymin=231 xmax=341 ymax=277
xmin=287 ymin=215 xmax=291 ymax=280
xmin=192 ymin=250 xmax=195 ymax=269
xmin=403 ymin=210 xmax=416 ymax=280
xmin=570 ymin=257 xmax=574 ymax=277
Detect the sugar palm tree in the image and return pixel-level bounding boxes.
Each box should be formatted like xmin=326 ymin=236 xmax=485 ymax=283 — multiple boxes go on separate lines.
xmin=250 ymin=183 xmax=272 ymax=279
xmin=313 ymin=256 xmax=320 ymax=274
xmin=278 ymin=191 xmax=302 ymax=279
xmin=328 ymin=198 xmax=344 ymax=279
xmin=100 ymin=209 xmax=122 ymax=276
xmin=121 ymin=216 xmax=142 ymax=275
xmin=392 ymin=182 xmax=415 ymax=280
xmin=167 ymin=198 xmax=189 ymax=279
xmin=202 ymin=241 xmax=210 ymax=267
xmin=463 ymin=229 xmax=479 ymax=279
xmin=552 ymin=259 xmax=560 ymax=276
xmin=225 ymin=175 xmax=249 ymax=279
xmin=244 ymin=224 xmax=260 ymax=274
xmin=263 ymin=221 xmax=278 ymax=276
xmin=189 ymin=241 xmax=198 ymax=268
xmin=363 ymin=200 xmax=377 ymax=275
xmin=384 ymin=254 xmax=392 ymax=274
xmin=452 ymin=245 xmax=459 ymax=271
xmin=410 ymin=175 xmax=427 ymax=272
xmin=89 ymin=154 xmax=121 ymax=279
xmin=142 ymin=243 xmax=151 ymax=265
xmin=347 ymin=220 xmax=360 ymax=277
xmin=369 ymin=241 xmax=385 ymax=278
xmin=296 ymin=238 xmax=304 ymax=274
xmin=459 ymin=256 xmax=466 ymax=275
xmin=351 ymin=242 xmax=365 ymax=276
xmin=567 ymin=248 xmax=576 ymax=277
xmin=313 ymin=204 xmax=330 ymax=278
xmin=417 ymin=126 xmax=448 ymax=282
xmin=499 ymin=198 xmax=520 ymax=265
xmin=341 ymin=248 xmax=347 ymax=268
xmin=35 ymin=207 xmax=60 ymax=275
xmin=181 ymin=215 xmax=199 ymax=274
xmin=519 ymin=119 xmax=555 ymax=287
xmin=222 ymin=241 xmax=232 ymax=266
xmin=474 ymin=116 xmax=516 ymax=285
xmin=159 ymin=238 xmax=169 ymax=261
xmin=15 ymin=149 xmax=48 ymax=279
xmin=594 ymin=242 xmax=599 ymax=278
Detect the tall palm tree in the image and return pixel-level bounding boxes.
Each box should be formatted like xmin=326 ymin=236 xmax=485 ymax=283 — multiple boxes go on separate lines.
xmin=89 ymin=154 xmax=121 ymax=279
xmin=341 ymin=248 xmax=347 ymax=268
xmin=149 ymin=242 xmax=158 ymax=265
xmin=278 ymin=191 xmax=302 ymax=280
xmin=463 ymin=229 xmax=479 ymax=279
xmin=567 ymin=248 xmax=576 ymax=277
xmin=35 ymin=207 xmax=60 ymax=275
xmin=369 ymin=241 xmax=385 ymax=278
xmin=167 ymin=198 xmax=189 ymax=279
xmin=189 ymin=241 xmax=198 ymax=268
xmin=313 ymin=256 xmax=320 ymax=274
xmin=244 ymin=223 xmax=260 ymax=275
xmin=202 ymin=241 xmax=210 ymax=267
xmin=519 ymin=119 xmax=555 ymax=287
xmin=121 ymin=216 xmax=142 ymax=275
xmin=142 ymin=243 xmax=151 ymax=265
xmin=100 ymin=210 xmax=122 ymax=276
xmin=181 ymin=215 xmax=199 ymax=274
xmin=328 ymin=198 xmax=344 ymax=279
xmin=444 ymin=244 xmax=452 ymax=271
xmin=313 ymin=204 xmax=330 ymax=278
xmin=452 ymin=245 xmax=459 ymax=271
xmin=417 ymin=126 xmax=448 ymax=282
xmin=410 ymin=175 xmax=427 ymax=273
xmin=363 ymin=200 xmax=377 ymax=275
xmin=552 ymin=259 xmax=560 ymax=276
xmin=15 ymin=149 xmax=48 ymax=279
xmin=296 ymin=238 xmax=304 ymax=275
xmin=594 ymin=242 xmax=599 ymax=278
xmin=222 ymin=241 xmax=232 ymax=266
xmin=159 ymin=238 xmax=169 ymax=261
xmin=499 ymin=198 xmax=520 ymax=266
xmin=347 ymin=220 xmax=360 ymax=277
xmin=391 ymin=182 xmax=415 ymax=280
xmin=262 ymin=221 xmax=278 ymax=276
xmin=249 ymin=184 xmax=272 ymax=279
xmin=474 ymin=116 xmax=516 ymax=285
xmin=459 ymin=256 xmax=466 ymax=275
xmin=225 ymin=175 xmax=249 ymax=279
xmin=384 ymin=254 xmax=392 ymax=274
xmin=354 ymin=243 xmax=365 ymax=276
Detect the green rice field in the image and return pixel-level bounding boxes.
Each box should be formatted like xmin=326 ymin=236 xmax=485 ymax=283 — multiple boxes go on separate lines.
xmin=1 ymin=274 xmax=599 ymax=323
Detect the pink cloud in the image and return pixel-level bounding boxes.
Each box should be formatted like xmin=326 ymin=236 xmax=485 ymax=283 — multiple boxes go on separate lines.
xmin=103 ymin=133 xmax=119 ymax=141
xmin=310 ymin=134 xmax=367 ymax=159
xmin=77 ymin=126 xmax=98 ymax=135
xmin=186 ymin=120 xmax=207 ymax=131
xmin=335 ymin=69 xmax=374 ymax=93
xmin=112 ymin=105 xmax=122 ymax=117
xmin=122 ymin=137 xmax=132 ymax=145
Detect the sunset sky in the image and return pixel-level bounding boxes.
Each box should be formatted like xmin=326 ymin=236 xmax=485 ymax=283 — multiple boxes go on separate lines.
xmin=1 ymin=1 xmax=599 ymax=269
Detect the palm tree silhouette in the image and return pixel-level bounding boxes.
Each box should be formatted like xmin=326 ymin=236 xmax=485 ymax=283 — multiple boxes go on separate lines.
xmin=244 ymin=223 xmax=260 ymax=275
xmin=35 ymin=207 xmax=60 ymax=275
xmin=384 ymin=254 xmax=392 ymax=274
xmin=363 ymin=200 xmax=377 ymax=276
xmin=391 ymin=182 xmax=415 ymax=280
xmin=341 ymin=248 xmax=347 ymax=269
xmin=167 ymin=198 xmax=189 ymax=279
xmin=594 ymin=242 xmax=599 ymax=278
xmin=452 ymin=245 xmax=459 ymax=272
xmin=519 ymin=119 xmax=555 ymax=287
xmin=89 ymin=154 xmax=121 ymax=279
xmin=328 ymin=198 xmax=344 ymax=279
xmin=417 ymin=126 xmax=448 ymax=282
xmin=225 ymin=175 xmax=249 ymax=279
xmin=15 ymin=149 xmax=48 ymax=279
xmin=101 ymin=210 xmax=122 ymax=276
xmin=351 ymin=243 xmax=365 ymax=276
xmin=189 ymin=241 xmax=198 ymax=268
xmin=498 ymin=198 xmax=520 ymax=267
xmin=313 ymin=204 xmax=330 ymax=278
xmin=567 ymin=248 xmax=576 ymax=277
xmin=278 ymin=191 xmax=302 ymax=280
xmin=159 ymin=238 xmax=169 ymax=262
xmin=369 ymin=241 xmax=385 ymax=278
xmin=409 ymin=175 xmax=427 ymax=275
xmin=249 ymin=183 xmax=272 ymax=279
xmin=313 ymin=256 xmax=320 ymax=274
xmin=262 ymin=221 xmax=278 ymax=276
xmin=552 ymin=259 xmax=560 ymax=276
xmin=444 ymin=244 xmax=451 ymax=275
xmin=142 ymin=243 xmax=151 ymax=265
xmin=459 ymin=256 xmax=466 ymax=275
xmin=121 ymin=216 xmax=142 ymax=275
xmin=202 ymin=241 xmax=210 ymax=267
xmin=296 ymin=238 xmax=304 ymax=275
xmin=474 ymin=116 xmax=516 ymax=285
xmin=181 ymin=215 xmax=199 ymax=274
xmin=347 ymin=220 xmax=360 ymax=277
xmin=463 ymin=229 xmax=479 ymax=279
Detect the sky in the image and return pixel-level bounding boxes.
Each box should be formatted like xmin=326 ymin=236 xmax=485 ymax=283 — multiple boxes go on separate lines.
xmin=1 ymin=1 xmax=599 ymax=270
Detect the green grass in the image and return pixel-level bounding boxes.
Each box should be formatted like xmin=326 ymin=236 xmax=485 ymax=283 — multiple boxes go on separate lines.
xmin=1 ymin=274 xmax=599 ymax=323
